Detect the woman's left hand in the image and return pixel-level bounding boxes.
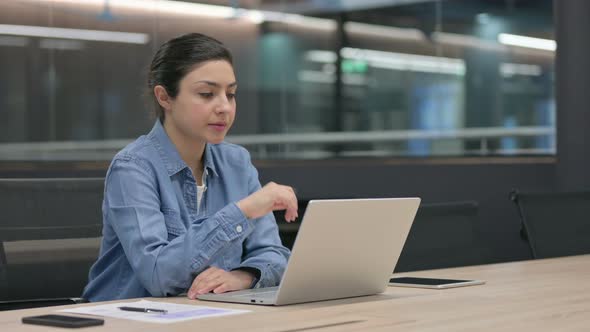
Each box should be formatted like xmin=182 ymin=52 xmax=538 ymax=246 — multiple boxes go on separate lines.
xmin=187 ymin=266 xmax=255 ymax=299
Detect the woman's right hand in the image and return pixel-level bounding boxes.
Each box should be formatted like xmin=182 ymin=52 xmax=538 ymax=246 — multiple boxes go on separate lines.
xmin=237 ymin=182 xmax=298 ymax=222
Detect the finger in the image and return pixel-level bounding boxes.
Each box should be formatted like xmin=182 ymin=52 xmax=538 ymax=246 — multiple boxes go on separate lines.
xmin=272 ymin=199 xmax=294 ymax=222
xmin=191 ymin=267 xmax=217 ymax=290
xmin=285 ymin=186 xmax=298 ymax=207
xmin=189 ymin=276 xmax=211 ymax=299
xmin=213 ymin=282 xmax=232 ymax=294
xmin=282 ymin=202 xmax=295 ymax=222
xmin=272 ymin=200 xmax=289 ymax=211
xmin=196 ymin=270 xmax=230 ymax=295
xmin=196 ymin=269 xmax=229 ymax=294
xmin=188 ymin=267 xmax=222 ymax=298
xmin=286 ymin=208 xmax=297 ymax=222
xmin=188 ymin=278 xmax=204 ymax=299
xmin=197 ymin=278 xmax=225 ymax=295
xmin=274 ymin=197 xmax=296 ymax=222
xmin=195 ymin=266 xmax=220 ymax=283
xmin=192 ymin=273 xmax=223 ymax=296
xmin=282 ymin=188 xmax=298 ymax=222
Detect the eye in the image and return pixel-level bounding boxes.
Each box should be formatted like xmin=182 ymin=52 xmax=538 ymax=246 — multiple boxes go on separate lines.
xmin=226 ymin=93 xmax=236 ymax=100
xmin=198 ymin=92 xmax=214 ymax=98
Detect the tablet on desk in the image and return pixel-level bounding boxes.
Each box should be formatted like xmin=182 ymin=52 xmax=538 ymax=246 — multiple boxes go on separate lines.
xmin=389 ymin=277 xmax=485 ymax=289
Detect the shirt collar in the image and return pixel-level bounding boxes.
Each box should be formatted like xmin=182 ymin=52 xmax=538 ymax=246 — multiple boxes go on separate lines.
xmin=148 ymin=120 xmax=218 ymax=177
xmin=202 ymin=143 xmax=219 ymax=177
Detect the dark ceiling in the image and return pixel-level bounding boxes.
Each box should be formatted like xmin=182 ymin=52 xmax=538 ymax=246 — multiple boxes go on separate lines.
xmin=189 ymin=0 xmax=554 ymax=36
xmin=339 ymin=0 xmax=553 ymax=36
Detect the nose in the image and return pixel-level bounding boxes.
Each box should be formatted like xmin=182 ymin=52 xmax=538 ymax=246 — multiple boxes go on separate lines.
xmin=214 ymin=94 xmax=233 ymax=114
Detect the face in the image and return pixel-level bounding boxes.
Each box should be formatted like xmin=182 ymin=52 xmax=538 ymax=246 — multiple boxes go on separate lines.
xmin=162 ymin=60 xmax=237 ymax=145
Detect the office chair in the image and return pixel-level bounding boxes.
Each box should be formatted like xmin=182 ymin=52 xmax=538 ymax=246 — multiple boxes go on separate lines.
xmin=0 ymin=178 xmax=104 ymax=311
xmin=510 ymin=189 xmax=590 ymax=259
xmin=394 ymin=200 xmax=484 ymax=273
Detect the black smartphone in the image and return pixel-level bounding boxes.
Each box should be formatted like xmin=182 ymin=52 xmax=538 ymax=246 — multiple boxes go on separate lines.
xmin=22 ymin=314 xmax=104 ymax=328
xmin=389 ymin=276 xmax=485 ymax=289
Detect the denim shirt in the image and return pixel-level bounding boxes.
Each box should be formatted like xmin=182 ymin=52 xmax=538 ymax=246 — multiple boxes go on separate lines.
xmin=82 ymin=120 xmax=290 ymax=302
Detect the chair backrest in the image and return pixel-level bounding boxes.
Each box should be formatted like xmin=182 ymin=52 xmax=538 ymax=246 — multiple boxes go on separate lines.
xmin=510 ymin=189 xmax=590 ymax=259
xmin=394 ymin=200 xmax=483 ymax=273
xmin=274 ymin=200 xmax=309 ymax=250
xmin=0 ymin=178 xmax=104 ymax=304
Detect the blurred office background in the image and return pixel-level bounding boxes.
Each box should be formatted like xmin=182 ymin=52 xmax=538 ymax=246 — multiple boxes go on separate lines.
xmin=1 ymin=0 xmax=589 ymax=293
xmin=0 ymin=0 xmax=555 ymax=160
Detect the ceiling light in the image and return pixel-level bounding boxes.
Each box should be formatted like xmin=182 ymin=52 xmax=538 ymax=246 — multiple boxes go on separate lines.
xmin=498 ymin=33 xmax=556 ymax=51
xmin=0 ymin=24 xmax=149 ymax=44
xmin=345 ymin=22 xmax=424 ymax=41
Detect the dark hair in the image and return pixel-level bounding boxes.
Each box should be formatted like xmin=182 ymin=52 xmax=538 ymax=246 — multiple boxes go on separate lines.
xmin=147 ymin=33 xmax=233 ymax=122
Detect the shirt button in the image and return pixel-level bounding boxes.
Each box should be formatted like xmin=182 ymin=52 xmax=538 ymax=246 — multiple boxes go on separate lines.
xmin=236 ymin=225 xmax=243 ymax=233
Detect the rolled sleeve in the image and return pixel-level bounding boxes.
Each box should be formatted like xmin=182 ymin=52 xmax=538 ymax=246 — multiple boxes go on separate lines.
xmin=239 ymin=212 xmax=290 ymax=289
xmin=216 ymin=203 xmax=251 ymax=240
xmin=237 ymin=155 xmax=291 ymax=288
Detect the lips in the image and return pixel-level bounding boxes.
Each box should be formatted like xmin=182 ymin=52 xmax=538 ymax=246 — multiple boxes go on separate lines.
xmin=208 ymin=123 xmax=227 ymax=132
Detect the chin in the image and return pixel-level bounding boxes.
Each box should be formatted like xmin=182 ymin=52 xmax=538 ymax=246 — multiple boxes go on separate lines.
xmin=207 ymin=137 xmax=226 ymax=144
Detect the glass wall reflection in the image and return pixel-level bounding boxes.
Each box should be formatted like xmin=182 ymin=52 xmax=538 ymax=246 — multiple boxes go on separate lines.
xmin=0 ymin=0 xmax=555 ymax=161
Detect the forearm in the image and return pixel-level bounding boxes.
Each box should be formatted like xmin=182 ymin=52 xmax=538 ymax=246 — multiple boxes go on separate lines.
xmin=241 ymin=255 xmax=289 ymax=288
xmin=114 ymin=203 xmax=251 ymax=296
xmin=239 ymin=215 xmax=290 ymax=288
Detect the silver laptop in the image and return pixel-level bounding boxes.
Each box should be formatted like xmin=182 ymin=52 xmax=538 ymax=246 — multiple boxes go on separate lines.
xmin=198 ymin=197 xmax=420 ymax=306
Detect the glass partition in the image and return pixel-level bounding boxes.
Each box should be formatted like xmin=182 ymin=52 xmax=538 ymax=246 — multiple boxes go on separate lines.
xmin=0 ymin=0 xmax=555 ymax=161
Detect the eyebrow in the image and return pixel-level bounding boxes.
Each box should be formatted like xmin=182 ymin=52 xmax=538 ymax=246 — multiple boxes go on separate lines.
xmin=193 ymin=80 xmax=238 ymax=88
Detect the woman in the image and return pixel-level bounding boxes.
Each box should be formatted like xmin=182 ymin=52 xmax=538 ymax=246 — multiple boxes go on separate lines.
xmin=83 ymin=33 xmax=298 ymax=302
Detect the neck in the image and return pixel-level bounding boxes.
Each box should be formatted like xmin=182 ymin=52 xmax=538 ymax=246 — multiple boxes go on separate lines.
xmin=162 ymin=120 xmax=206 ymax=176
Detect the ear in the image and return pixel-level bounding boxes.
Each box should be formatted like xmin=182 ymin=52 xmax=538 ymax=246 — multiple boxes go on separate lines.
xmin=154 ymin=85 xmax=173 ymax=111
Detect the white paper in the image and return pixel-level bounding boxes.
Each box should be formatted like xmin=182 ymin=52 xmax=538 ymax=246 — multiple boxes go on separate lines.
xmin=59 ymin=299 xmax=250 ymax=324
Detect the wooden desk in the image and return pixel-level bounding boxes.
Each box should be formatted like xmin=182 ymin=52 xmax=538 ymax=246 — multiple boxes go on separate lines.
xmin=1 ymin=255 xmax=589 ymax=331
